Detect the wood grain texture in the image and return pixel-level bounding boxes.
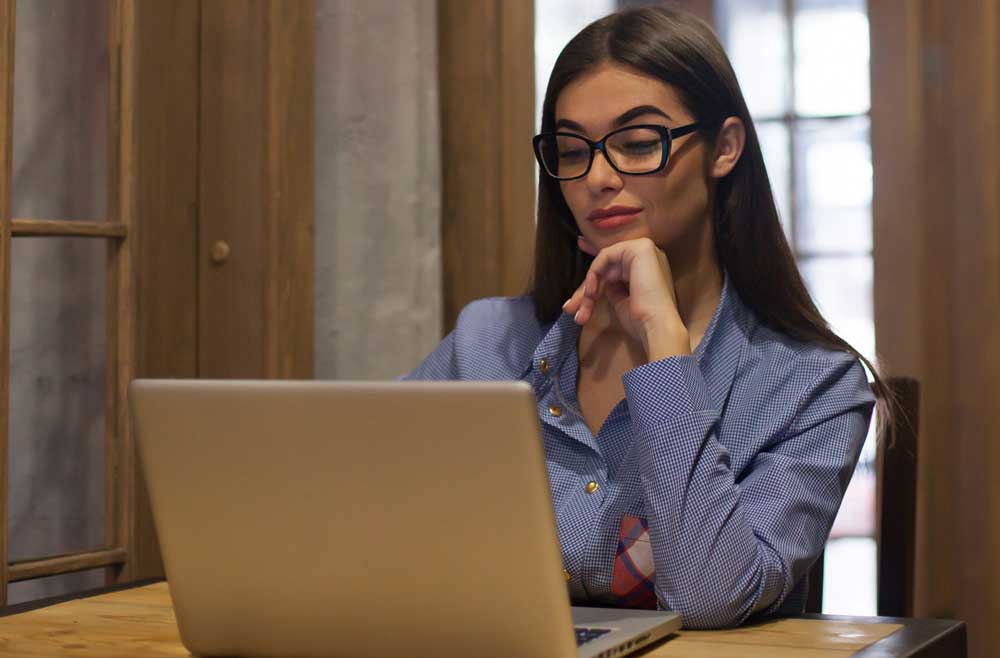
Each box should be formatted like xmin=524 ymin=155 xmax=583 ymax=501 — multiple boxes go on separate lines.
xmin=497 ymin=0 xmax=536 ymax=299
xmin=264 ymin=0 xmax=314 ymax=379
xmin=8 ymin=549 xmax=127 ymax=583
xmin=105 ymin=0 xmax=139 ymax=587
xmin=0 ymin=0 xmax=14 ymax=608
xmin=199 ymin=0 xmax=268 ymax=378
xmin=871 ymin=2 xmax=1000 ymax=656
xmin=0 ymin=582 xmax=911 ymax=658
xmin=199 ymin=0 xmax=314 ymax=378
xmin=132 ymin=0 xmax=201 ymax=581
xmin=438 ymin=0 xmax=535 ymax=331
xmin=10 ymin=220 xmax=126 ymax=238
xmin=877 ymin=378 xmax=919 ymax=618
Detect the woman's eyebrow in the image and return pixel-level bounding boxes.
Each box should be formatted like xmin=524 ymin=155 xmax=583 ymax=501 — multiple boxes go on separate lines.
xmin=613 ymin=105 xmax=672 ymax=126
xmin=554 ymin=105 xmax=674 ymax=132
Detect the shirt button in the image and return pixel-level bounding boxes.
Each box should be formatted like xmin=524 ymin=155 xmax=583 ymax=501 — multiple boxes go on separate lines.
xmin=549 ymin=404 xmax=562 ymax=417
xmin=584 ymin=481 xmax=599 ymax=494
xmin=563 ymin=569 xmax=571 ymax=582
xmin=539 ymin=358 xmax=550 ymax=374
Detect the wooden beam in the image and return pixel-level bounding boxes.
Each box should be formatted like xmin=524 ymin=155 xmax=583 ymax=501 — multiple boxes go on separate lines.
xmin=9 ymin=549 xmax=127 ymax=583
xmin=131 ymin=0 xmax=202 ymax=581
xmin=872 ymin=1 xmax=1000 ymax=654
xmin=104 ymin=0 xmax=138 ymax=586
xmin=438 ymin=0 xmax=535 ymax=331
xmin=264 ymin=0 xmax=314 ymax=379
xmin=0 ymin=0 xmax=14 ymax=609
xmin=10 ymin=219 xmax=126 ymax=238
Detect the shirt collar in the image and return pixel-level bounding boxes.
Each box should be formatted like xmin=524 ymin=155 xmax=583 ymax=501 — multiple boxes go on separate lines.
xmin=527 ymin=272 xmax=749 ymax=412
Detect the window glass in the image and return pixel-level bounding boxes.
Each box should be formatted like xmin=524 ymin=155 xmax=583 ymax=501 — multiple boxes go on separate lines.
xmin=535 ymin=0 xmax=616 ymax=131
xmin=793 ymin=0 xmax=870 ymax=117
xmin=756 ymin=121 xmax=792 ymax=239
xmin=12 ymin=0 xmax=109 ymax=221
xmin=8 ymin=238 xmax=107 ymax=566
xmin=716 ymin=0 xmax=789 ymax=118
xmin=799 ymin=254 xmax=874 ymax=363
xmin=794 ymin=117 xmax=873 ymax=253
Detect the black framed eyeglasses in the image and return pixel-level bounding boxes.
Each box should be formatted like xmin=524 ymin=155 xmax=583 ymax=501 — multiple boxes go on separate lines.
xmin=532 ymin=123 xmax=701 ymax=181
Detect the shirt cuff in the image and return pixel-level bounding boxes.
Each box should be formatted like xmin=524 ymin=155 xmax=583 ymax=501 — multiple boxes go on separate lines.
xmin=622 ymin=355 xmax=716 ymax=424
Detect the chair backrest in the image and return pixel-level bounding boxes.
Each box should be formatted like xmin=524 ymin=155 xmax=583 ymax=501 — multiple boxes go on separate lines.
xmin=804 ymin=377 xmax=920 ymax=616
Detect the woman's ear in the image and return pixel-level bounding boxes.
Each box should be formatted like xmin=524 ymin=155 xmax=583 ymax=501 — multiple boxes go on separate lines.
xmin=709 ymin=117 xmax=746 ymax=179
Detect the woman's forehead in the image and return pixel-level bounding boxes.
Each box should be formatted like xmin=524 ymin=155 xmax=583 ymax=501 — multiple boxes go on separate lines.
xmin=554 ymin=63 xmax=689 ymax=132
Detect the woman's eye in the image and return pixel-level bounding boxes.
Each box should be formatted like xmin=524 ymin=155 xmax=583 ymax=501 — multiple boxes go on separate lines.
xmin=622 ymin=140 xmax=660 ymax=154
xmin=559 ymin=149 xmax=588 ymax=162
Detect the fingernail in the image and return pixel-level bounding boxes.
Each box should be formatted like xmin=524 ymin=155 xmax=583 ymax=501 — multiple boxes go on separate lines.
xmin=562 ymin=299 xmax=570 ymax=310
xmin=574 ymin=310 xmax=582 ymax=323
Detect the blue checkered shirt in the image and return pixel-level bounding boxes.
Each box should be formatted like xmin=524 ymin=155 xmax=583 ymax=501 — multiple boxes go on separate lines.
xmin=405 ymin=276 xmax=874 ymax=628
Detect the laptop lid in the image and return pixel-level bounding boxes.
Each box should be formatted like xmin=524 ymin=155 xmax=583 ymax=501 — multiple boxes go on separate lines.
xmin=129 ymin=379 xmax=580 ymax=658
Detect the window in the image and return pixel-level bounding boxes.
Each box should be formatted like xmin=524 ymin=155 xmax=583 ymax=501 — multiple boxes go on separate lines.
xmin=1 ymin=0 xmax=137 ymax=605
xmin=535 ymin=0 xmax=617 ymax=133
xmin=716 ymin=0 xmax=876 ymax=615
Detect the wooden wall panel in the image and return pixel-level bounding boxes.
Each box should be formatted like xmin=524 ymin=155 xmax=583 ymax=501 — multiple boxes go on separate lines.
xmin=871 ymin=2 xmax=1000 ymax=655
xmin=199 ymin=0 xmax=313 ymax=378
xmin=199 ymin=0 xmax=268 ymax=378
xmin=264 ymin=0 xmax=314 ymax=379
xmin=131 ymin=0 xmax=201 ymax=581
xmin=0 ymin=0 xmax=14 ymax=607
xmin=438 ymin=0 xmax=535 ymax=330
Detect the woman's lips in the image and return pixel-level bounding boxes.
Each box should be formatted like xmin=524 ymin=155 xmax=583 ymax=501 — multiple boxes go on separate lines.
xmin=589 ymin=210 xmax=641 ymax=230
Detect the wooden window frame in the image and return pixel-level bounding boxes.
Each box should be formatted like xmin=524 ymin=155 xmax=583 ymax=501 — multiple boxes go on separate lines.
xmin=0 ymin=0 xmax=137 ymax=604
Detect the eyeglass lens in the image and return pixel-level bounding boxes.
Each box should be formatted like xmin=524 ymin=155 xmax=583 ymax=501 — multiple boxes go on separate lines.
xmin=538 ymin=127 xmax=666 ymax=179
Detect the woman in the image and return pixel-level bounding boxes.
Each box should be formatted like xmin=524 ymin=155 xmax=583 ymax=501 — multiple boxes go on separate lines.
xmin=407 ymin=6 xmax=884 ymax=629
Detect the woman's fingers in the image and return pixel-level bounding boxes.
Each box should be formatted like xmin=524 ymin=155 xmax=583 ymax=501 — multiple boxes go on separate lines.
xmin=564 ymin=242 xmax=631 ymax=323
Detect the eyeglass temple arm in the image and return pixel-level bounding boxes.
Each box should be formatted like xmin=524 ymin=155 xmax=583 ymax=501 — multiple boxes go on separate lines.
xmin=669 ymin=122 xmax=702 ymax=138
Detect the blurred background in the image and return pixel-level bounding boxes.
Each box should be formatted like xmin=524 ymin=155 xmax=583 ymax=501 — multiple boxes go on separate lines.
xmin=0 ymin=0 xmax=997 ymax=656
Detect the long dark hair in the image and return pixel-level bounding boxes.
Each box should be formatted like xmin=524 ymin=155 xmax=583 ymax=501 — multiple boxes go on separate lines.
xmin=530 ymin=6 xmax=895 ymax=431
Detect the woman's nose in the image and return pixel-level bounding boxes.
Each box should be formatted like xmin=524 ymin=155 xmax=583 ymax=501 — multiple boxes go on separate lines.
xmin=585 ymin=149 xmax=624 ymax=192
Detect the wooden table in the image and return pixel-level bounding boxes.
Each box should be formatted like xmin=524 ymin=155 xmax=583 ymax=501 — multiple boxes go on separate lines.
xmin=0 ymin=580 xmax=966 ymax=658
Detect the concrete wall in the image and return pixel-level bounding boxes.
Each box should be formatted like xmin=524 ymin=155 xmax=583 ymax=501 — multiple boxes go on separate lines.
xmin=314 ymin=0 xmax=443 ymax=380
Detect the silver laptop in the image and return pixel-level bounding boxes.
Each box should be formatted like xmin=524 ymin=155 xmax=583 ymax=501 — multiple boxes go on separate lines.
xmin=129 ymin=379 xmax=681 ymax=658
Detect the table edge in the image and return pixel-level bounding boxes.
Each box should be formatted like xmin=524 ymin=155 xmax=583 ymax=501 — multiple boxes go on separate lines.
xmin=799 ymin=614 xmax=967 ymax=658
xmin=1 ymin=581 xmax=967 ymax=658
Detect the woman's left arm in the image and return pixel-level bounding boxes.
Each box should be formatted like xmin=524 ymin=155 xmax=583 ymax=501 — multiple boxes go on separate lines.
xmin=624 ymin=353 xmax=872 ymax=628
xmin=564 ymin=237 xmax=873 ymax=628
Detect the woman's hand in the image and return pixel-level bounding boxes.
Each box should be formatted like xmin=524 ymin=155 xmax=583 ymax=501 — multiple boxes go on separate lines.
xmin=563 ymin=236 xmax=692 ymax=362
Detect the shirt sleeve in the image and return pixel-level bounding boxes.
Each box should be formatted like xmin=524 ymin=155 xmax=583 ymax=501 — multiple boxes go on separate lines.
xmin=400 ymin=330 xmax=459 ymax=381
xmin=621 ymin=354 xmax=873 ymax=629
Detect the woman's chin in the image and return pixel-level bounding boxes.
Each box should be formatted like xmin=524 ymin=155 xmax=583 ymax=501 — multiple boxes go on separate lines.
xmin=588 ymin=228 xmax=651 ymax=249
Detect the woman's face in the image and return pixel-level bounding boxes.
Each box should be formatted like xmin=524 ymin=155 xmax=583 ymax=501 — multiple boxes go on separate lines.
xmin=554 ymin=62 xmax=715 ymax=261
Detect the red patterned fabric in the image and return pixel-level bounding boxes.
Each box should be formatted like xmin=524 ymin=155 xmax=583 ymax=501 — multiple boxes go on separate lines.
xmin=612 ymin=514 xmax=657 ymax=609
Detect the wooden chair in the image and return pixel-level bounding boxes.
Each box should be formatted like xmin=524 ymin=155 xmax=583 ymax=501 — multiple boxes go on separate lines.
xmin=805 ymin=377 xmax=920 ymax=617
